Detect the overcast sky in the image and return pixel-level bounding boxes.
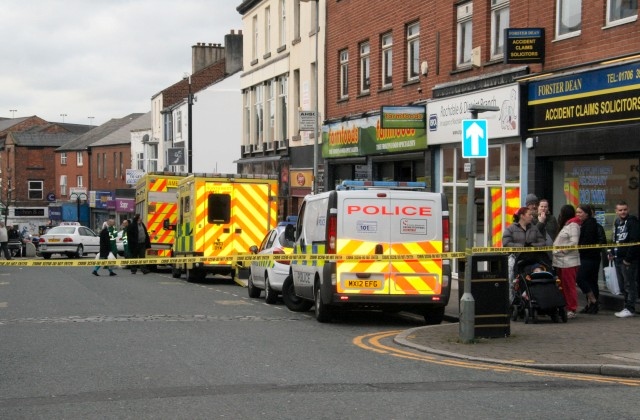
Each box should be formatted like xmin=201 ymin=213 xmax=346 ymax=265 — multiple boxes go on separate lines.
xmin=0 ymin=0 xmax=242 ymax=126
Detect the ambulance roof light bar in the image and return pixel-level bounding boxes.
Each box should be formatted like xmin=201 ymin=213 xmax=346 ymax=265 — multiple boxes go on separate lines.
xmin=336 ymin=180 xmax=427 ymax=191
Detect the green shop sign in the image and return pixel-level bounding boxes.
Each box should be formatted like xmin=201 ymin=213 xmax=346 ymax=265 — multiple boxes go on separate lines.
xmin=322 ymin=115 xmax=427 ymax=158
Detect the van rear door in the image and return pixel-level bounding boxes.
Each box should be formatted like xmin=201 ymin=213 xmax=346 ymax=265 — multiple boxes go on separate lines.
xmin=336 ymin=191 xmax=443 ymax=296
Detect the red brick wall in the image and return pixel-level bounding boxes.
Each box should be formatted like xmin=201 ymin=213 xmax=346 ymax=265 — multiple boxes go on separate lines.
xmin=90 ymin=145 xmax=133 ymax=191
xmin=55 ymin=151 xmax=90 ymax=199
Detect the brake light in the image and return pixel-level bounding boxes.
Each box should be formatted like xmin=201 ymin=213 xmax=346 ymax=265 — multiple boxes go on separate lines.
xmin=327 ymin=214 xmax=337 ymax=254
xmin=63 ymin=237 xmax=74 ymax=243
xmin=39 ymin=238 xmax=45 ymax=243
xmin=273 ymin=247 xmax=290 ymax=265
xmin=442 ymin=216 xmax=450 ymax=253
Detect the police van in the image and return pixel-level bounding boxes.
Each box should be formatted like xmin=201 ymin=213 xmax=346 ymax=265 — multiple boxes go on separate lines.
xmin=283 ymin=180 xmax=451 ymax=323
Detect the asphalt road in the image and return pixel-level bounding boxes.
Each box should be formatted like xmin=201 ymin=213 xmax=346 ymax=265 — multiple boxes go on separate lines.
xmin=1 ymin=264 xmax=639 ymax=419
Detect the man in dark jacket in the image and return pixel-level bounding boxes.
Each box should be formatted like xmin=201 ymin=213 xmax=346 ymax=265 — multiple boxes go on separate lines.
xmin=608 ymin=200 xmax=640 ymax=318
xmin=92 ymin=219 xmax=116 ymax=276
xmin=128 ymin=214 xmax=151 ymax=274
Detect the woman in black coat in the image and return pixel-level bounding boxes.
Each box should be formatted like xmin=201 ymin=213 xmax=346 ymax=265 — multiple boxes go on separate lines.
xmin=576 ymin=204 xmax=601 ymax=313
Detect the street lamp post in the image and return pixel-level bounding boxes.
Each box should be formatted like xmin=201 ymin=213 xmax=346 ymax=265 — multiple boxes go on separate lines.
xmin=70 ymin=192 xmax=88 ymax=224
xmin=88 ymin=116 xmax=95 ymax=126
xmin=60 ymin=113 xmax=67 ymax=123
xmin=9 ymin=109 xmax=17 ymax=118
xmin=459 ymin=104 xmax=500 ymax=344
xmin=186 ymin=75 xmax=193 ymax=173
xmin=301 ymin=0 xmax=320 ymax=194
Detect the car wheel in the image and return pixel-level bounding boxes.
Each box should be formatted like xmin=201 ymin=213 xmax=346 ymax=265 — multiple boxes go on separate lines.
xmin=282 ymin=275 xmax=313 ymax=312
xmin=314 ymin=281 xmax=332 ymax=323
xmin=42 ymin=253 xmax=51 ymax=260
xmin=248 ymin=274 xmax=261 ymax=298
xmin=74 ymin=245 xmax=84 ymax=258
xmin=264 ymin=275 xmax=278 ymax=304
xmin=423 ymin=306 xmax=445 ymax=325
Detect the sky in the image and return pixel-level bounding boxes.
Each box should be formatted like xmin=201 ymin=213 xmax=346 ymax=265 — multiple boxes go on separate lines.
xmin=0 ymin=0 xmax=242 ymax=126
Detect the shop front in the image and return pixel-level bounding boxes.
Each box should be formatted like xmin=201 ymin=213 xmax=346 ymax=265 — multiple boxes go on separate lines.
xmin=427 ymin=83 xmax=523 ymax=269
xmin=321 ymin=114 xmax=428 ymax=189
xmin=527 ymin=60 xmax=640 ymax=233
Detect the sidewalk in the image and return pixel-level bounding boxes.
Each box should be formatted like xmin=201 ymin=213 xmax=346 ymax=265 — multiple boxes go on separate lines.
xmin=395 ymin=279 xmax=640 ymax=378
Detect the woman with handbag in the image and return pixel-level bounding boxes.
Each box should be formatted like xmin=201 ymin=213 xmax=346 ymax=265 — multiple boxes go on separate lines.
xmin=552 ymin=205 xmax=581 ymax=319
xmin=576 ymin=204 xmax=601 ymax=314
xmin=92 ymin=219 xmax=117 ymax=277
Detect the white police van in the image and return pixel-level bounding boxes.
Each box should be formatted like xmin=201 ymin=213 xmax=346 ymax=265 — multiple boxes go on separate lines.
xmin=283 ymin=180 xmax=451 ymax=323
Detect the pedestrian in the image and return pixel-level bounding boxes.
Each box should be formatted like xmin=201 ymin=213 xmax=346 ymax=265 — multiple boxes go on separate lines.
xmin=120 ymin=219 xmax=130 ymax=258
xmin=575 ymin=204 xmax=600 ymax=314
xmin=503 ymin=206 xmax=549 ymax=280
xmin=608 ymin=200 xmax=640 ymax=318
xmin=552 ymin=204 xmax=581 ymax=319
xmin=128 ymin=214 xmax=151 ymax=274
xmin=92 ymin=220 xmax=117 ymax=277
xmin=536 ymin=198 xmax=559 ymax=243
xmin=525 ymin=193 xmax=539 ymax=223
xmin=0 ymin=222 xmax=11 ymax=260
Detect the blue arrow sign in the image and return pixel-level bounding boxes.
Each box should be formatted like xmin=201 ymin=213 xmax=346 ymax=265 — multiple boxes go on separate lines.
xmin=461 ymin=119 xmax=488 ymax=158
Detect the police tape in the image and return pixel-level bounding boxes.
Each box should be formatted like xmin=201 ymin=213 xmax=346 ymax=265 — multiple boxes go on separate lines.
xmin=0 ymin=242 xmax=638 ymax=267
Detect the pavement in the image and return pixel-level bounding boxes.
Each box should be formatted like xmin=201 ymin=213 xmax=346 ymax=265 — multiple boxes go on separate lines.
xmin=395 ymin=280 xmax=640 ymax=378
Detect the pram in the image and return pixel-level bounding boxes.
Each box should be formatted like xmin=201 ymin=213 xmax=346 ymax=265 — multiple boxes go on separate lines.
xmin=510 ymin=256 xmax=567 ymax=324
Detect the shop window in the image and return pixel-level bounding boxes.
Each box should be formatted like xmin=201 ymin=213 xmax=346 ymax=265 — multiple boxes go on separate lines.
xmin=506 ymin=143 xmax=520 ymax=182
xmin=487 ymin=147 xmax=501 ymax=181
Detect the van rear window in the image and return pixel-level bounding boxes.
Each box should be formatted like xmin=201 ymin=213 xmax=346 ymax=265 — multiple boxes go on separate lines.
xmin=208 ymin=194 xmax=230 ymax=224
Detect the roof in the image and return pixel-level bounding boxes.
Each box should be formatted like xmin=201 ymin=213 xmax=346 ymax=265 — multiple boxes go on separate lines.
xmin=8 ymin=132 xmax=80 ymax=147
xmin=91 ymin=112 xmax=150 ymax=147
xmin=57 ymin=113 xmax=145 ymax=152
xmin=0 ymin=117 xmax=30 ymax=132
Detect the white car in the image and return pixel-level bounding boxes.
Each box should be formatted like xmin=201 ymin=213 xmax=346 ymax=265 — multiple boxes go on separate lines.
xmin=248 ymin=223 xmax=296 ymax=304
xmin=116 ymin=230 xmax=126 ymax=256
xmin=38 ymin=224 xmax=100 ymax=259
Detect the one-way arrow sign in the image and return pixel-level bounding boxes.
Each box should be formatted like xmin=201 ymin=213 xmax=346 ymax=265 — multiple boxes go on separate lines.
xmin=461 ymin=119 xmax=488 ymax=158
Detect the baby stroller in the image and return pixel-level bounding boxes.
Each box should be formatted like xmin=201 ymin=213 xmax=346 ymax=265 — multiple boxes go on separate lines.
xmin=510 ymin=255 xmax=567 ymax=324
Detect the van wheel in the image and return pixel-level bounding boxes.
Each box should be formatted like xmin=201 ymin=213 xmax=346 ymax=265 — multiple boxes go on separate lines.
xmin=171 ymin=266 xmax=182 ymax=279
xmin=186 ymin=267 xmax=204 ymax=283
xmin=314 ymin=281 xmax=332 ymax=323
xmin=423 ymin=306 xmax=445 ymax=325
xmin=247 ymin=274 xmax=261 ymax=298
xmin=282 ymin=275 xmax=313 ymax=312
xmin=264 ymin=275 xmax=277 ymax=304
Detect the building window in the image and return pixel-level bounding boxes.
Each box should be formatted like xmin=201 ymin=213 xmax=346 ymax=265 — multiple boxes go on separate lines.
xmin=76 ymin=176 xmax=83 ymax=188
xmin=76 ymin=152 xmax=83 ymax=166
xmin=607 ymin=0 xmax=637 ymax=26
xmin=60 ymin=175 xmax=67 ymax=196
xmin=556 ymin=0 xmax=581 ymax=38
xmin=280 ymin=0 xmax=287 ymax=47
xmin=176 ymin=111 xmax=182 ymax=135
xmin=381 ymin=33 xmax=393 ymax=87
xmin=97 ymin=152 xmax=102 ymax=178
xmin=102 ymin=154 xmax=106 ymax=179
xmin=359 ymin=42 xmax=370 ymax=94
xmin=255 ymin=84 xmax=264 ymax=145
xmin=340 ymin=49 xmax=349 ymax=99
xmin=407 ymin=23 xmax=420 ymax=80
xmin=457 ymin=3 xmax=473 ymax=67
xmin=114 ymin=152 xmax=118 ymax=178
xmin=28 ymin=180 xmax=43 ymax=200
xmin=278 ymin=76 xmax=288 ymax=140
xmin=137 ymin=152 xmax=144 ymax=170
xmin=265 ymin=7 xmax=271 ymax=53
xmin=60 ymin=152 xmax=67 ymax=165
xmin=252 ymin=15 xmax=259 ymax=60
xmin=267 ymin=80 xmax=275 ymax=143
xmin=491 ymin=0 xmax=509 ymax=59
xmin=146 ymin=144 xmax=158 ymax=172
xmin=244 ymin=90 xmax=251 ymax=145
xmin=294 ymin=0 xmax=301 ymax=39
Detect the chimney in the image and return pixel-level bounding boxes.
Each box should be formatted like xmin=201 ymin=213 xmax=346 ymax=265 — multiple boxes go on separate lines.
xmin=224 ymin=29 xmax=243 ymax=74
xmin=192 ymin=42 xmax=225 ymax=73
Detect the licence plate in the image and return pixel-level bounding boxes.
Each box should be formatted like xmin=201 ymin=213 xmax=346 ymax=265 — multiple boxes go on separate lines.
xmin=345 ymin=280 xmax=381 ymax=289
xmin=48 ymin=239 xmax=60 ymax=243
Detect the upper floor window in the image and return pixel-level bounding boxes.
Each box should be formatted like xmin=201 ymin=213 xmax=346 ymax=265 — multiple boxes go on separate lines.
xmin=252 ymin=15 xmax=259 ymax=60
xmin=265 ymin=7 xmax=271 ymax=53
xmin=28 ymin=180 xmax=43 ymax=200
xmin=556 ymin=0 xmax=581 ymax=39
xmin=607 ymin=0 xmax=637 ymax=26
xmin=278 ymin=75 xmax=288 ymax=140
xmin=76 ymin=152 xmax=83 ymax=166
xmin=76 ymin=176 xmax=83 ymax=188
xmin=255 ymin=85 xmax=264 ymax=145
xmin=137 ymin=152 xmax=144 ymax=170
xmin=381 ymin=33 xmax=393 ymax=88
xmin=457 ymin=3 xmax=473 ymax=67
xmin=244 ymin=90 xmax=251 ymax=144
xmin=359 ymin=42 xmax=370 ymax=94
xmin=60 ymin=152 xmax=67 ymax=165
xmin=491 ymin=0 xmax=509 ymax=59
xmin=176 ymin=110 xmax=182 ymax=135
xmin=267 ymin=80 xmax=275 ymax=143
xmin=407 ymin=23 xmax=420 ymax=80
xmin=280 ymin=0 xmax=287 ymax=46
xmin=340 ymin=50 xmax=349 ymax=99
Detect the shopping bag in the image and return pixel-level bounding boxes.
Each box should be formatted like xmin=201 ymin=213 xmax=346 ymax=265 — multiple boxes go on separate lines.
xmin=604 ymin=261 xmax=621 ymax=295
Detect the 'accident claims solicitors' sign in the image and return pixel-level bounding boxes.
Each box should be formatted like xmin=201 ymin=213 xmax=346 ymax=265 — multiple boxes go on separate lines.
xmin=504 ymin=28 xmax=545 ymax=64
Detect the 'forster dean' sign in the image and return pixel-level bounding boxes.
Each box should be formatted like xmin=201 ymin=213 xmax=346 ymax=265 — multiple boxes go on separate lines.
xmin=504 ymin=28 xmax=545 ymax=64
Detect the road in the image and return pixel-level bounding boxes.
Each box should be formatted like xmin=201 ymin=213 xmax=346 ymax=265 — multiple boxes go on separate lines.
xmin=1 ymin=264 xmax=639 ymax=419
